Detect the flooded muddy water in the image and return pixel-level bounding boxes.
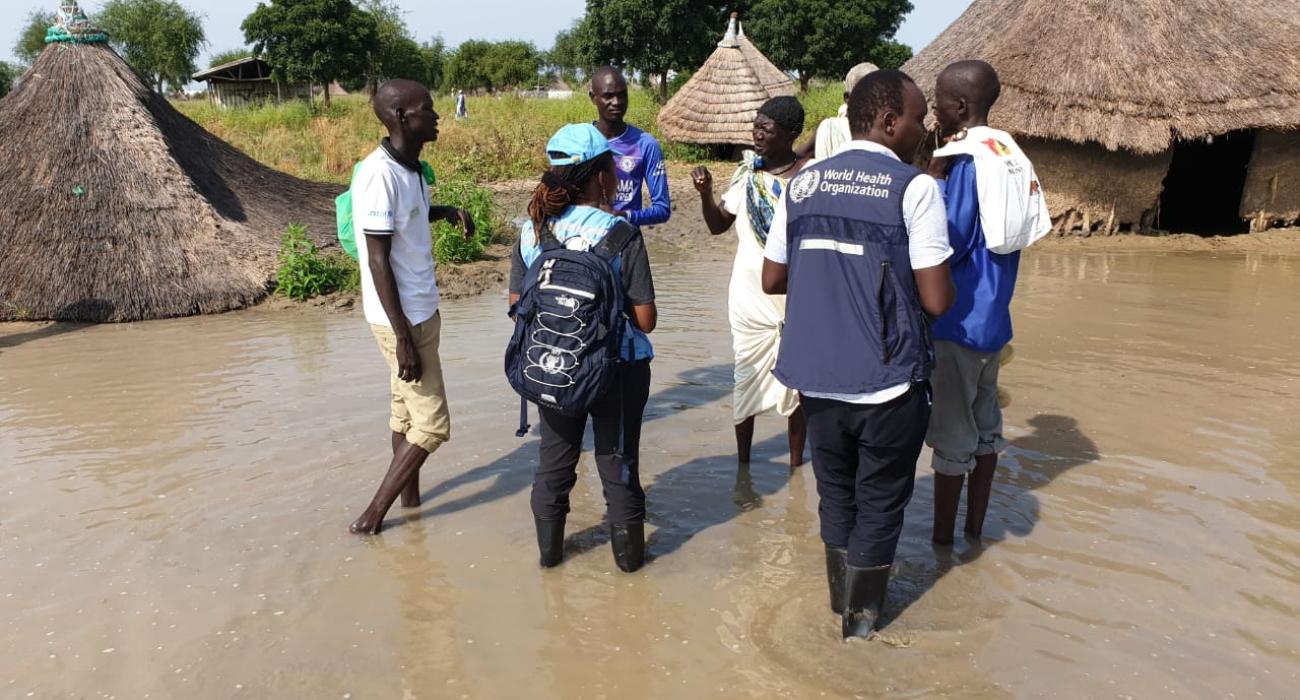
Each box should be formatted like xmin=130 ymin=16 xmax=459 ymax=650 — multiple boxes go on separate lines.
xmin=3 ymin=250 xmax=1299 ymax=699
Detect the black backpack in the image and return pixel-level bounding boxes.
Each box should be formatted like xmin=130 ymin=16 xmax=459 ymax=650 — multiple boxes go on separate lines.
xmin=505 ymin=220 xmax=639 ymax=435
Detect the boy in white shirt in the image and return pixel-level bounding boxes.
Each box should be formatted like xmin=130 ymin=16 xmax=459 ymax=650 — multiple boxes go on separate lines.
xmin=348 ymin=79 xmax=474 ymax=535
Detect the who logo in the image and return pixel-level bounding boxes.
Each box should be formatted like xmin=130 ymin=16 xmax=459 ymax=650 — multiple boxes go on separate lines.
xmin=789 ymin=169 xmax=820 ymax=203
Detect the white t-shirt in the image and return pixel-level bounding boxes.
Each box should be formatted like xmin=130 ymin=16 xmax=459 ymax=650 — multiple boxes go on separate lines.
xmin=764 ymin=139 xmax=953 ymax=404
xmin=353 ymin=145 xmax=440 ymax=328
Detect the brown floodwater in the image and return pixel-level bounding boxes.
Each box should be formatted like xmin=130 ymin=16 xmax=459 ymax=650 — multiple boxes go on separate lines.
xmin=2 ymin=250 xmax=1298 ymax=699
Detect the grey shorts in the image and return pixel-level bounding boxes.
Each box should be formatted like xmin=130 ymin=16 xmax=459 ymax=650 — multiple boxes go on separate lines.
xmin=926 ymin=341 xmax=1008 ymax=476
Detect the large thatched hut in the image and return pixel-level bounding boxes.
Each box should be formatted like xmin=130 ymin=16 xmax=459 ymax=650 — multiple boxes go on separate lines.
xmin=903 ymin=0 xmax=1300 ymax=235
xmin=658 ymin=13 xmax=795 ymax=146
xmin=0 ymin=3 xmax=340 ymax=322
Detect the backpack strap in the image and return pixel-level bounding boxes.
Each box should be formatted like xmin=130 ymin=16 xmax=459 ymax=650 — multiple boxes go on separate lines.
xmin=515 ymin=397 xmax=531 ymax=438
xmin=594 ymin=220 xmax=640 ymax=262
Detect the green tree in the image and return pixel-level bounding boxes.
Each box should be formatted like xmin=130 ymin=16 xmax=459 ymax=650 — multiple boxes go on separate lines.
xmin=99 ymin=0 xmax=207 ymax=93
xmin=483 ymin=40 xmax=539 ymax=89
xmin=15 ymin=10 xmax=56 ymax=64
xmin=359 ymin=0 xmax=425 ymax=91
xmin=208 ymin=48 xmax=253 ymax=68
xmin=546 ymin=21 xmax=589 ymax=86
xmin=745 ymin=0 xmax=913 ymax=92
xmin=579 ymin=0 xmax=726 ymax=102
xmin=419 ymin=38 xmax=445 ymax=92
xmin=0 ymin=61 xmax=15 ymax=98
xmin=443 ymin=39 xmax=492 ymax=91
xmin=870 ymin=39 xmax=912 ymax=70
xmin=241 ymin=0 xmax=378 ymax=105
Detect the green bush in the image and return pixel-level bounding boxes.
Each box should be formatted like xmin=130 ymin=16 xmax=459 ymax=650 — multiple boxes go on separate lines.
xmin=431 ymin=177 xmax=499 ymax=264
xmin=276 ymin=223 xmax=359 ymax=300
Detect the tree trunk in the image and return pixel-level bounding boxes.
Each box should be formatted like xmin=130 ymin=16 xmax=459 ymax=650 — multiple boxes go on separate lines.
xmin=658 ymin=73 xmax=668 ymax=103
xmin=799 ymin=71 xmax=811 ymax=94
xmin=322 ymin=81 xmax=331 ymax=106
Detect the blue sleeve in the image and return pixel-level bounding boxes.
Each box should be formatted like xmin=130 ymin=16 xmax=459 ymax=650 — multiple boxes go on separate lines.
xmin=628 ymin=136 xmax=671 ymax=226
xmin=942 ymin=156 xmax=981 ymax=265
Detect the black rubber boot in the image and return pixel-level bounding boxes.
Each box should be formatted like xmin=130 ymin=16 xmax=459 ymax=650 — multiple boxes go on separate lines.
xmin=610 ymin=522 xmax=645 ymax=573
xmin=535 ymin=516 xmax=565 ymax=568
xmin=825 ymin=545 xmax=848 ymax=614
xmin=841 ymin=564 xmax=891 ymax=639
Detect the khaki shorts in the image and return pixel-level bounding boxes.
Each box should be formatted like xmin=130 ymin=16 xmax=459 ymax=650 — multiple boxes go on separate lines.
xmin=926 ymin=340 xmax=1008 ymax=476
xmin=371 ymin=313 xmax=451 ymax=453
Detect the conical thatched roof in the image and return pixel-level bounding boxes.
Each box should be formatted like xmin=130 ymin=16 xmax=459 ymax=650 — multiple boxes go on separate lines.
xmin=903 ymin=0 xmax=1300 ymax=154
xmin=0 ymin=6 xmax=340 ymax=322
xmin=658 ymin=14 xmax=795 ymax=146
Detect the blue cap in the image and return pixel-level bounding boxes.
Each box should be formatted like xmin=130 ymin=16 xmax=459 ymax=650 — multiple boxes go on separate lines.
xmin=546 ymin=123 xmax=611 ymax=167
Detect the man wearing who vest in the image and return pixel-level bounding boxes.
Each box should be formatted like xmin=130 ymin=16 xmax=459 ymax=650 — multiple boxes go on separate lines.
xmin=762 ymin=70 xmax=956 ymax=639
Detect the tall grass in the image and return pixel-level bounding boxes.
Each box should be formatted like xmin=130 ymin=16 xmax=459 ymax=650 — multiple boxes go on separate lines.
xmin=174 ymin=84 xmax=844 ymax=184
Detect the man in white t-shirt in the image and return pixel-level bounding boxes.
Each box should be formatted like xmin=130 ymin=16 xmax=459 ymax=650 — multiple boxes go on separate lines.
xmin=349 ymin=79 xmax=474 ymax=536
xmin=761 ymin=70 xmax=954 ymax=638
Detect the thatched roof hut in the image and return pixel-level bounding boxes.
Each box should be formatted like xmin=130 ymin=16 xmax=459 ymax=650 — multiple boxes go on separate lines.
xmin=658 ymin=13 xmax=795 ymax=146
xmin=904 ymin=0 xmax=1300 ymax=235
xmin=0 ymin=3 xmax=341 ymax=322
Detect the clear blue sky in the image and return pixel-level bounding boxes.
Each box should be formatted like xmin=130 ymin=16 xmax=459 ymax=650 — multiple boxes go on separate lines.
xmin=4 ymin=1 xmax=974 ymax=72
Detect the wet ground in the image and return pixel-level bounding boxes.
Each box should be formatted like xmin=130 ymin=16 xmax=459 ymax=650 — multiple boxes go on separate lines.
xmin=3 ymin=249 xmax=1299 ymax=699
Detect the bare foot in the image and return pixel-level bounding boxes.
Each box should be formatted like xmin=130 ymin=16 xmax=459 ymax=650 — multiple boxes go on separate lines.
xmin=349 ymin=512 xmax=384 ymax=535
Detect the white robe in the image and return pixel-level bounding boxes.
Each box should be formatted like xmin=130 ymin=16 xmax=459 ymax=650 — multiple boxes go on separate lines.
xmin=721 ymin=166 xmax=800 ymax=424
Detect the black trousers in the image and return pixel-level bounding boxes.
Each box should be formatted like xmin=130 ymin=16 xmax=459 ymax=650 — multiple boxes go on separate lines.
xmin=802 ymin=384 xmax=930 ymax=568
xmin=532 ymin=361 xmax=651 ymax=524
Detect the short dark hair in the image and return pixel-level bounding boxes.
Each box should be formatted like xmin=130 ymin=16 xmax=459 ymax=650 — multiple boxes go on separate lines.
xmin=846 ymin=69 xmax=915 ymax=136
xmin=757 ymin=95 xmax=806 ymax=136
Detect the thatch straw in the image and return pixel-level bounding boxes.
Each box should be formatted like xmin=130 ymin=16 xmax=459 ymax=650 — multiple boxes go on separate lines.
xmin=658 ymin=14 xmax=795 ymax=146
xmin=0 ymin=41 xmax=341 ymax=322
xmin=902 ymin=0 xmax=1300 ymax=154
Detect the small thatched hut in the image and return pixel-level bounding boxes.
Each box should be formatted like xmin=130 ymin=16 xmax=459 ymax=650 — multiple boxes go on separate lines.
xmin=658 ymin=13 xmax=795 ymax=146
xmin=0 ymin=3 xmax=341 ymax=322
xmin=903 ymin=0 xmax=1300 ymax=235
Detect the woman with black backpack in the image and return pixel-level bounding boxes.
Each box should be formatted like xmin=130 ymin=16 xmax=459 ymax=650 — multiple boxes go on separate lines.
xmin=507 ymin=123 xmax=658 ymax=573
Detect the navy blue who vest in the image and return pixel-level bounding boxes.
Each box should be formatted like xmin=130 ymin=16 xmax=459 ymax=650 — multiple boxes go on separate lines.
xmin=774 ymin=148 xmax=933 ymax=394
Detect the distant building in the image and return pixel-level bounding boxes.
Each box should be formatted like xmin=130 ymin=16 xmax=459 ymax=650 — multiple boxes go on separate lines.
xmin=192 ymin=57 xmax=310 ymax=108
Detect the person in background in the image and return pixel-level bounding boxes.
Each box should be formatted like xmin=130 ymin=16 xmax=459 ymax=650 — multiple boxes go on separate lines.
xmin=762 ymin=70 xmax=955 ymax=638
xmin=509 ymin=124 xmax=658 ymax=573
xmin=348 ymin=80 xmax=475 ymax=535
xmin=589 ymin=66 xmax=671 ymax=227
xmin=690 ymin=96 xmax=812 ymax=468
xmin=455 ymin=89 xmax=468 ymax=120
xmin=797 ymin=62 xmax=878 ymax=160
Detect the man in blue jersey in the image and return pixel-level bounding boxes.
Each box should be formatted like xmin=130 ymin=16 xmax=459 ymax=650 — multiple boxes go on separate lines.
xmin=925 ymin=61 xmax=1039 ymax=546
xmin=589 ymin=66 xmax=671 ymax=227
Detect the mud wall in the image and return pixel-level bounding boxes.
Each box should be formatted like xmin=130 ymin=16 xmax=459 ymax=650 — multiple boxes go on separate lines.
xmin=1022 ymin=138 xmax=1172 ymax=235
xmin=1241 ymin=130 xmax=1300 ymax=231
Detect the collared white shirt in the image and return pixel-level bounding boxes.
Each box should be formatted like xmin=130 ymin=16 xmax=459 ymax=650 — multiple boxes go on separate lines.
xmin=763 ymin=139 xmax=953 ymax=405
xmin=354 ymin=146 xmax=440 ymax=328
